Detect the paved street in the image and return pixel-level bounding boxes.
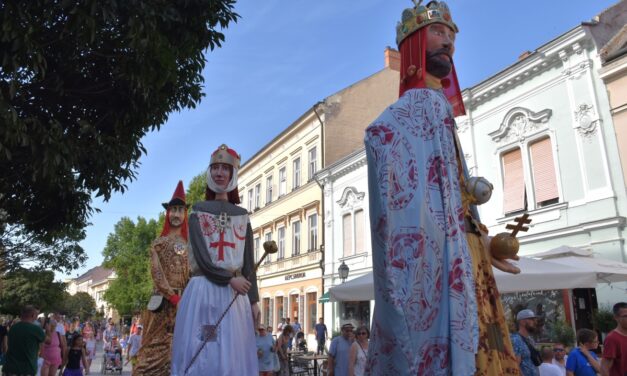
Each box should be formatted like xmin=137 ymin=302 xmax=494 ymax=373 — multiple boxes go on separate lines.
xmin=87 ymin=341 xmax=131 ymax=376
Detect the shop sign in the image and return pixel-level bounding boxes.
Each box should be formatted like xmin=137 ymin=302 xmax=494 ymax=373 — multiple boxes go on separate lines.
xmin=285 ymin=272 xmax=306 ymax=281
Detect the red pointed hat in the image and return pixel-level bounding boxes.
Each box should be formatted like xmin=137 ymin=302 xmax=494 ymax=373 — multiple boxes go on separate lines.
xmin=161 ymin=180 xmax=189 ymax=240
xmin=162 ymin=180 xmax=187 ymax=209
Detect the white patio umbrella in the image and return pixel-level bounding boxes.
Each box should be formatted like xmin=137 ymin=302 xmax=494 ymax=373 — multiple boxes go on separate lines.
xmin=529 ymin=246 xmax=627 ymax=284
xmin=329 ymin=272 xmax=374 ymax=302
xmin=492 ymin=257 xmax=598 ymax=293
xmin=327 ymin=257 xmax=598 ymax=301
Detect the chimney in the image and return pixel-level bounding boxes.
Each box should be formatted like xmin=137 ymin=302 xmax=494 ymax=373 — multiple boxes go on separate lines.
xmin=384 ymin=46 xmax=401 ymax=71
xmin=518 ymin=51 xmax=532 ymax=60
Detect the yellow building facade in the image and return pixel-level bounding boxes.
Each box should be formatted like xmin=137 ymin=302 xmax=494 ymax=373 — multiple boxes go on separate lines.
xmin=238 ymin=109 xmax=324 ymax=341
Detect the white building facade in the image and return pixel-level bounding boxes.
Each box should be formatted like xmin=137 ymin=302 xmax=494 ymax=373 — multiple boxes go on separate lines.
xmin=458 ymin=23 xmax=627 ymax=307
xmin=316 ymin=149 xmax=373 ymax=333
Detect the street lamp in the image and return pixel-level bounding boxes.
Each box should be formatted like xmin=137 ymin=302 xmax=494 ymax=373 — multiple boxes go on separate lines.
xmin=338 ymin=261 xmax=349 ymax=283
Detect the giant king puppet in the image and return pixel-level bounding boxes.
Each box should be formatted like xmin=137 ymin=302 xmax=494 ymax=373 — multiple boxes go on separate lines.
xmin=364 ymin=1 xmax=521 ymax=375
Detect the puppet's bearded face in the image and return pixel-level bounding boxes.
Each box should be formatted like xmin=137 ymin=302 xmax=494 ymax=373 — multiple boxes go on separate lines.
xmin=168 ymin=205 xmax=185 ymax=228
xmin=425 ymin=23 xmax=456 ymax=78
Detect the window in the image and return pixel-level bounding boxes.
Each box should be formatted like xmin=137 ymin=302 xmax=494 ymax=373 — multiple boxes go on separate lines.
xmin=293 ymin=158 xmax=301 ymax=190
xmin=307 ymin=292 xmax=317 ymax=333
xmin=342 ymin=210 xmax=364 ymax=256
xmin=292 ymin=220 xmax=301 ymax=256
xmin=278 ymin=227 xmax=285 ymax=260
xmin=264 ymin=232 xmax=272 ymax=263
xmin=308 ymin=214 xmax=318 ymax=251
xmin=529 ymin=138 xmax=559 ymax=207
xmin=343 ymin=214 xmax=353 ymax=257
xmin=308 ymin=147 xmax=317 ymax=181
xmin=266 ymin=175 xmax=273 ymax=204
xmin=502 ymin=148 xmax=525 ymax=213
xmin=501 ymin=137 xmax=559 ymax=214
xmin=279 ymin=167 xmax=287 ymax=197
xmin=254 ymin=237 xmax=260 ymax=264
xmin=354 ymin=210 xmax=364 ymax=253
xmin=247 ymin=189 xmax=253 ymax=212
xmin=254 ymin=183 xmax=261 ymax=209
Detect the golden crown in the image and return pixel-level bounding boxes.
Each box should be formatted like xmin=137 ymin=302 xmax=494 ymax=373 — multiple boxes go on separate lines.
xmin=396 ymin=0 xmax=458 ymax=46
xmin=210 ymin=144 xmax=241 ymax=169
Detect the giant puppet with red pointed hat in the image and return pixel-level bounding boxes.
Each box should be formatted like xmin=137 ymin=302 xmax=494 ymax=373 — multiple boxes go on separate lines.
xmin=170 ymin=144 xmax=260 ymax=375
xmin=133 ymin=180 xmax=191 ymax=376
xmin=364 ymin=1 xmax=520 ymax=375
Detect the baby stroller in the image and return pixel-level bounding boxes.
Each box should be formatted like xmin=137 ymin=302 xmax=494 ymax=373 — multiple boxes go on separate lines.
xmin=101 ymin=347 xmax=123 ymax=374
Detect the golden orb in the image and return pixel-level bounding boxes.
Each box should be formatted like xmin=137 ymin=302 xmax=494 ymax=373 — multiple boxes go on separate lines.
xmin=490 ymin=232 xmax=519 ymax=260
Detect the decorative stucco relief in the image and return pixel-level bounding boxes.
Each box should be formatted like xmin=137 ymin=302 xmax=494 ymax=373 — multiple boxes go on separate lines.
xmin=574 ymin=103 xmax=599 ymax=138
xmin=489 ymin=107 xmax=552 ymax=145
xmin=337 ymin=186 xmax=365 ymax=210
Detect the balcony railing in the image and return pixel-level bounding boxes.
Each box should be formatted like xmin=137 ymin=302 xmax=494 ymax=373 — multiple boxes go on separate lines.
xmin=260 ymin=249 xmax=322 ymax=276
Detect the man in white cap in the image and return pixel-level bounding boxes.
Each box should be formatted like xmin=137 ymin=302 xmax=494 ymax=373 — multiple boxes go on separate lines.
xmin=511 ymin=309 xmax=541 ymax=376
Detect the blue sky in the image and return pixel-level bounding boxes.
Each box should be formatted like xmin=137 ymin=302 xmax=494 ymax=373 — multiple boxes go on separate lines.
xmin=63 ymin=0 xmax=619 ymax=279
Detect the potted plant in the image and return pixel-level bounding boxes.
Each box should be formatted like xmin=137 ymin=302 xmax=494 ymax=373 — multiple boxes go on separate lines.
xmin=549 ymin=320 xmax=575 ymax=349
xmin=593 ymin=305 xmax=616 ymax=340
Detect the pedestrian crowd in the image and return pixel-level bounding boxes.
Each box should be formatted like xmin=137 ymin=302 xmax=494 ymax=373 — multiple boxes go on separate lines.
xmin=511 ymin=302 xmax=627 ymax=376
xmin=1 ymin=310 xmax=143 ymax=376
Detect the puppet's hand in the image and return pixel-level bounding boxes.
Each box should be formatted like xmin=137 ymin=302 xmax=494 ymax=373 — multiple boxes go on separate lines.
xmin=229 ymin=276 xmax=251 ymax=295
xmin=491 ymin=257 xmax=521 ymax=274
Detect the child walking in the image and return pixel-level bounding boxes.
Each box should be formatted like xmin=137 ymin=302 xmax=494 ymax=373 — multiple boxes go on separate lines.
xmin=62 ymin=334 xmax=88 ymax=376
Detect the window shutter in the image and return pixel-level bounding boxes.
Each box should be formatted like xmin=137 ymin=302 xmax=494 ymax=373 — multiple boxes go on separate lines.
xmin=502 ymin=148 xmax=525 ymax=213
xmin=343 ymin=214 xmax=353 ymax=257
xmin=354 ymin=210 xmax=364 ymax=253
xmin=530 ymin=138 xmax=558 ymax=205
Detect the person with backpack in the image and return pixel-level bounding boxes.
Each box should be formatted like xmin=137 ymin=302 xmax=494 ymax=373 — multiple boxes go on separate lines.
xmin=511 ymin=309 xmax=541 ymax=376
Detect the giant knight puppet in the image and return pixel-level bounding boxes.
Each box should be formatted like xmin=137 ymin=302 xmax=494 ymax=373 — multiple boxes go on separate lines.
xmin=364 ymin=1 xmax=520 ymax=374
xmin=171 ymin=144 xmax=259 ymax=375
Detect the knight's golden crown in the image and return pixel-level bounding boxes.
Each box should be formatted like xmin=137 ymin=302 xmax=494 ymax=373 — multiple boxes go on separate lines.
xmin=396 ymin=0 xmax=458 ymax=46
xmin=210 ymin=144 xmax=241 ymax=169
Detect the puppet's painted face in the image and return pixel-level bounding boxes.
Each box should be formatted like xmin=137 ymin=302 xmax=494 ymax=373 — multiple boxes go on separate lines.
xmin=168 ymin=205 xmax=185 ymax=228
xmin=210 ymin=163 xmax=233 ymax=190
xmin=425 ymin=23 xmax=456 ymax=78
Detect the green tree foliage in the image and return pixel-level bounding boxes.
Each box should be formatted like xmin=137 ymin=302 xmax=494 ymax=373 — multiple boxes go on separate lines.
xmin=63 ymin=291 xmax=96 ymax=321
xmin=0 ymin=0 xmax=239 ymax=272
xmin=0 ymin=211 xmax=87 ymax=273
xmin=0 ymin=268 xmax=66 ymax=315
xmin=102 ymin=217 xmax=158 ymax=316
xmin=187 ymin=173 xmax=207 ymax=207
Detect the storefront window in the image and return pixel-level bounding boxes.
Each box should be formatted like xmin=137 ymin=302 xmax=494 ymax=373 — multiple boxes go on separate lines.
xmin=307 ymin=292 xmax=317 ymax=333
xmin=340 ymin=301 xmax=370 ymax=329
xmin=276 ymin=296 xmax=284 ymax=326
xmin=263 ymin=297 xmax=270 ymax=326
xmin=290 ymin=293 xmax=299 ymax=324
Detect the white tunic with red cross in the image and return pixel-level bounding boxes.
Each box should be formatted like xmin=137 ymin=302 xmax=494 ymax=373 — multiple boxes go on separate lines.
xmin=195 ymin=211 xmax=248 ymax=273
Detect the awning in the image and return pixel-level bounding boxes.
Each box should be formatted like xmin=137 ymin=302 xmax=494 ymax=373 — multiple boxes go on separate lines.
xmin=318 ymin=292 xmax=330 ymax=303
xmin=328 ymin=257 xmax=600 ymax=301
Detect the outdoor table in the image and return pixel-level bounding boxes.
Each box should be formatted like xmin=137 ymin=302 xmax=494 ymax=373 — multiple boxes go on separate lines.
xmin=298 ymin=354 xmax=327 ymax=376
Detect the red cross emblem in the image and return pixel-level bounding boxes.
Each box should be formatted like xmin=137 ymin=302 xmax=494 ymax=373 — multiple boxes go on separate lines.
xmin=210 ymin=230 xmax=235 ymax=261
